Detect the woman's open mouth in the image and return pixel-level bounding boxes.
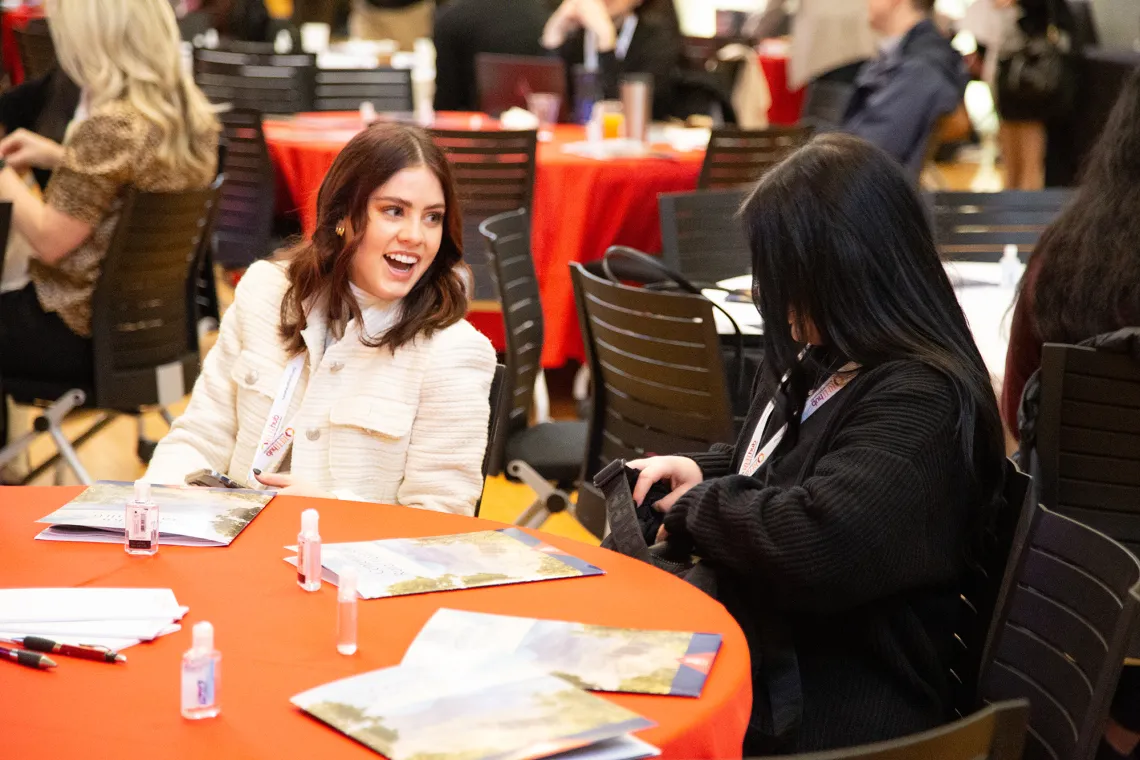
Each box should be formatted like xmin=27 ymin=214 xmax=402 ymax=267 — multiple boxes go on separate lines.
xmin=384 ymin=252 xmax=419 ymax=277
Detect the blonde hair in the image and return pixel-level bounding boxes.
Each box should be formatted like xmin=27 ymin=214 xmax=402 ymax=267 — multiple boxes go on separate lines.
xmin=46 ymin=0 xmax=219 ymax=177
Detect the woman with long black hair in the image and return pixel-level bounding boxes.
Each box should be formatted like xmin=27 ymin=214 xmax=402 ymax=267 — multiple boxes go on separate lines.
xmin=629 ymin=133 xmax=1007 ymax=754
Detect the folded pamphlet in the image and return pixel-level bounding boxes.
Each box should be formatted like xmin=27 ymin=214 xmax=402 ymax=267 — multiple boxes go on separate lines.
xmin=284 ymin=528 xmax=604 ymax=600
xmin=403 ymin=609 xmax=722 ymax=697
xmin=34 ymin=481 xmax=273 ymax=546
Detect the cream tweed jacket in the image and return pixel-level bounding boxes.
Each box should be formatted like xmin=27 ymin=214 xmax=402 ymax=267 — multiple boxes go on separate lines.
xmin=145 ymin=261 xmax=496 ymax=514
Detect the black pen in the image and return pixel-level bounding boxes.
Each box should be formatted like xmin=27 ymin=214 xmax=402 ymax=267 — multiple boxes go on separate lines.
xmin=0 ymin=644 xmax=56 ymax=670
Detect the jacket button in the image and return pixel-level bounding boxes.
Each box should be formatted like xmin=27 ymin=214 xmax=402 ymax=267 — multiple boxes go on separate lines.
xmin=330 ymin=361 xmax=344 ymax=373
xmin=306 ymin=428 xmax=321 ymax=441
xmin=244 ymin=370 xmax=258 ymax=385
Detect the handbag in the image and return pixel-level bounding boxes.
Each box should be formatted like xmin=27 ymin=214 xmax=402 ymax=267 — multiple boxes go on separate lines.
xmin=995 ymin=0 xmax=1077 ymax=122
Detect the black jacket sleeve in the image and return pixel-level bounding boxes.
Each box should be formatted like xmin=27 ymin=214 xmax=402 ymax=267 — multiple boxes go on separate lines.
xmin=664 ymin=366 xmax=963 ymax=615
xmin=432 ymin=7 xmax=471 ymax=111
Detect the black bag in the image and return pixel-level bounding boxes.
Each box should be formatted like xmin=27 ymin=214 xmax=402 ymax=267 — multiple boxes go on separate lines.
xmin=995 ymin=0 xmax=1077 ymax=122
xmin=594 ymin=459 xmax=718 ymax=597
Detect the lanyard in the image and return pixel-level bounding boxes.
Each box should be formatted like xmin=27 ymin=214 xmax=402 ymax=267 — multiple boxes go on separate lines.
xmin=738 ymin=362 xmax=859 ymax=477
xmin=248 ymin=354 xmax=305 ymax=482
xmin=584 ymin=15 xmax=638 ymax=70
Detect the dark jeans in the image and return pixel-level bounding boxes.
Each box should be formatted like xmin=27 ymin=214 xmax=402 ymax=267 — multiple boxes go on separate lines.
xmin=0 ymin=283 xmax=94 ymax=440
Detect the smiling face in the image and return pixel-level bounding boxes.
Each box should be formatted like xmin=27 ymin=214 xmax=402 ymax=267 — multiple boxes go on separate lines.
xmin=348 ymin=165 xmax=446 ymax=306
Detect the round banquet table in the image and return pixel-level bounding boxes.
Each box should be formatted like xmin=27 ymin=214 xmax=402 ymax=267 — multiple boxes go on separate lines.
xmin=263 ymin=114 xmax=705 ymax=367
xmin=0 ymin=487 xmax=751 ymax=760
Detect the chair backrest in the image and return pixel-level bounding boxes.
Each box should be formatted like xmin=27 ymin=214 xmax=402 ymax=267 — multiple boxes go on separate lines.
xmin=697 ymin=125 xmax=812 ymax=190
xmin=658 ymin=188 xmax=750 ymax=286
xmin=800 ymin=80 xmax=855 ymax=132
xmin=430 ymin=129 xmax=538 ymax=303
xmin=476 ymin=362 xmax=508 ymax=518
xmin=313 ymin=67 xmax=413 ymax=113
xmin=1032 ymin=342 xmax=1140 ymax=558
xmin=213 ymin=108 xmax=277 ymax=270
xmin=193 ymin=47 xmax=315 ymax=114
xmin=474 ymin=54 xmax=568 ymax=121
xmin=926 ymin=190 xmax=1073 ymax=263
xmin=571 ymin=262 xmax=736 ymax=479
xmin=758 ymin=700 xmax=1030 ymax=760
xmin=13 ymin=18 xmax=56 ymax=82
xmin=952 ymin=459 xmax=1035 ymax=717
xmin=979 ymin=505 xmax=1140 ymax=760
xmin=90 ymin=178 xmax=222 ymax=412
xmin=480 ymin=210 xmax=544 ymax=478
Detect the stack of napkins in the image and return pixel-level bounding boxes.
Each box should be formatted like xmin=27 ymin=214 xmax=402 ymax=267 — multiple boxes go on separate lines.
xmin=403 ymin=609 xmax=723 ymax=698
xmin=0 ymin=587 xmax=188 ymax=651
xmin=35 ymin=481 xmax=273 ymax=547
xmin=285 ymin=528 xmax=604 ymax=599
xmin=292 ymin=660 xmax=659 ymax=760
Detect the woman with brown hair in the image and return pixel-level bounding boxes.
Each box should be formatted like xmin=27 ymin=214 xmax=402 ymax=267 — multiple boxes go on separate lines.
xmin=145 ymin=123 xmax=496 ymax=514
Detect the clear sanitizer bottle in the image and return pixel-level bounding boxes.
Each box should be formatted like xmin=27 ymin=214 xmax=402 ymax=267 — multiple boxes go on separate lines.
xmin=181 ymin=621 xmax=221 ymax=720
xmin=337 ymin=566 xmax=359 ymax=656
xmin=297 ymin=509 xmax=322 ymax=592
xmin=124 ymin=479 xmax=159 ymax=556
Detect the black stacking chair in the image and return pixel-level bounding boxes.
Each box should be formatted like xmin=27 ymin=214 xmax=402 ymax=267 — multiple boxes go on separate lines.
xmin=0 ymin=179 xmax=222 ymax=483
xmin=313 ymin=68 xmax=413 ymax=113
xmin=978 ymin=505 xmax=1140 ymax=760
xmin=431 ymin=129 xmax=538 ymax=306
xmin=193 ymin=46 xmax=316 ymax=114
xmin=571 ymin=262 xmax=736 ymax=483
xmin=747 ymin=700 xmax=1030 ymax=760
xmin=213 ymin=109 xmax=277 ymax=270
xmin=475 ymin=363 xmax=507 ymax=518
xmin=13 ymin=18 xmax=56 ymax=83
xmin=658 ymin=187 xmax=750 ymax=286
xmin=697 ymin=125 xmax=812 ymax=190
xmin=926 ymin=190 xmax=1073 ymax=263
xmin=481 ymin=210 xmax=590 ymax=532
xmin=800 ymin=80 xmax=855 ymax=132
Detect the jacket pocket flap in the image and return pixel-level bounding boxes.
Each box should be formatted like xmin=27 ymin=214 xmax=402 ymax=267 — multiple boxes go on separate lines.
xmin=329 ymin=397 xmax=416 ymax=439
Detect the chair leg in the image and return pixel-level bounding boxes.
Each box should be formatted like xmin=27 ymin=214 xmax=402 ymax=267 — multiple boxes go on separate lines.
xmin=506 ymin=459 xmax=572 ymax=529
xmin=48 ymin=421 xmax=93 ymax=485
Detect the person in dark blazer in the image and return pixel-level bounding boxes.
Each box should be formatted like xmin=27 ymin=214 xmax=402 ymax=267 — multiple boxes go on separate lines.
xmin=0 ymin=69 xmax=81 ymax=190
xmin=628 ymin=133 xmax=1007 ymax=754
xmin=541 ymin=0 xmax=681 ymax=120
xmin=432 ymin=0 xmax=551 ymax=112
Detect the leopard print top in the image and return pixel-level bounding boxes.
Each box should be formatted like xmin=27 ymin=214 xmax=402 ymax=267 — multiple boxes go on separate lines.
xmin=32 ymin=99 xmax=218 ymax=337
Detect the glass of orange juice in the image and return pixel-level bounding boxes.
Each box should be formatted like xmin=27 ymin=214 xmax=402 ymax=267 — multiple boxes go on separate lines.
xmin=597 ymin=100 xmax=625 ymax=140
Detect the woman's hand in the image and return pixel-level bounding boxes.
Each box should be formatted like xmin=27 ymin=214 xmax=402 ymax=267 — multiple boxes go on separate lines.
xmin=628 ymin=455 xmax=703 ymax=512
xmin=254 ymin=471 xmax=337 ymax=499
xmin=542 ymin=0 xmax=617 ymax=52
xmin=0 ymin=129 xmax=64 ymax=172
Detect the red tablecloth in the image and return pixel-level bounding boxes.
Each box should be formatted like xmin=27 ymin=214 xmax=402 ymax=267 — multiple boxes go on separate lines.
xmin=263 ymin=114 xmax=704 ymax=367
xmin=0 ymin=487 xmax=752 ymax=760
xmin=1 ymin=4 xmax=44 ymax=86
xmin=758 ymin=53 xmax=806 ymax=126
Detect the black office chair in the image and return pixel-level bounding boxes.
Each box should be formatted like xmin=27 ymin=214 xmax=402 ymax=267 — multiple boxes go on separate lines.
xmin=481 ymin=210 xmax=590 ymax=532
xmin=431 ymin=129 xmax=538 ymax=307
xmin=800 ymin=80 xmax=855 ymax=132
xmin=926 ymin=190 xmax=1074 ymax=263
xmin=747 ymin=700 xmax=1030 ymax=760
xmin=313 ymin=68 xmax=413 ymax=113
xmin=0 ymin=179 xmax=222 ymax=483
xmin=978 ymin=505 xmax=1140 ymax=760
xmin=193 ymin=46 xmax=316 ymax=114
xmin=213 ymin=109 xmax=277 ymax=270
xmin=697 ymin=125 xmax=812 ymax=190
xmin=13 ymin=18 xmax=56 ymax=83
xmin=475 ymin=363 xmax=507 ymax=518
xmin=658 ymin=187 xmax=750 ymax=287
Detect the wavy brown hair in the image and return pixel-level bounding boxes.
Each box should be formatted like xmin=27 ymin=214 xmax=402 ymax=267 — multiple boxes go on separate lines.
xmin=278 ymin=123 xmax=469 ymax=355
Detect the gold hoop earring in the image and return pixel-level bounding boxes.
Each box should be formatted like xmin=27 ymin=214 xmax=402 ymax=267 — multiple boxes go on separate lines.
xmin=335 ymin=223 xmax=346 ymax=237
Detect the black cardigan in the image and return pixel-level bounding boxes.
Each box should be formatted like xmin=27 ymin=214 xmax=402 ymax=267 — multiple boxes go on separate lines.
xmin=663 ymin=360 xmax=988 ymax=753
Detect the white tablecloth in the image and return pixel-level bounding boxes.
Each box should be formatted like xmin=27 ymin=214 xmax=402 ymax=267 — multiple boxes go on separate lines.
xmin=705 ymin=261 xmax=1017 ymax=387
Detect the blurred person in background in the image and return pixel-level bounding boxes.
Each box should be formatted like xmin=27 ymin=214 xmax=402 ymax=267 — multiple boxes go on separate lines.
xmin=351 ymin=0 xmax=433 ymax=50
xmin=840 ymin=0 xmax=968 ymax=179
xmin=542 ymin=0 xmax=683 ymax=120
xmin=0 ymin=0 xmax=219 ymax=443
xmin=433 ymin=0 xmax=551 ymax=111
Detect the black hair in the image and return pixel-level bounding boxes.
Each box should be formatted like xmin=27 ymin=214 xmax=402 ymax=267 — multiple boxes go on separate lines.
xmin=1031 ymin=67 xmax=1140 ymax=344
xmin=741 ymin=133 xmax=1005 ymax=545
